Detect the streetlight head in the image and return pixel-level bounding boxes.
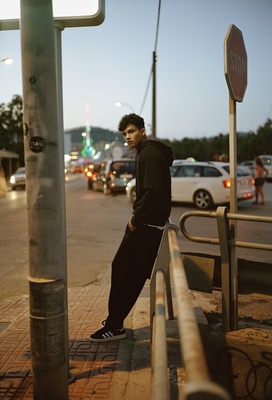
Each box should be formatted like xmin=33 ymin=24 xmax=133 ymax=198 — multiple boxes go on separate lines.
xmin=115 ymin=101 xmax=135 ymax=113
xmin=2 ymin=57 xmax=13 ymax=65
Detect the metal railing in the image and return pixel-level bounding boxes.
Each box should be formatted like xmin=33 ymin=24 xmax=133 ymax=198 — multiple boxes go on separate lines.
xmin=150 ymin=223 xmax=231 ymax=400
xmin=179 ymin=206 xmax=272 ymax=331
xmin=179 ymin=207 xmax=272 ymax=251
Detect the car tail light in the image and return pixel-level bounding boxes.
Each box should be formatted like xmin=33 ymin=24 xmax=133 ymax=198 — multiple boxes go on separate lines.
xmin=252 ymin=177 xmax=255 ymax=185
xmin=243 ymin=192 xmax=254 ymax=199
xmin=223 ymin=179 xmax=231 ymax=188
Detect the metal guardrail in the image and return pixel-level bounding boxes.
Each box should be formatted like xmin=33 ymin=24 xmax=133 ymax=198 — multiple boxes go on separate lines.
xmin=179 ymin=207 xmax=272 ymax=251
xmin=150 ymin=223 xmax=231 ymax=400
xmin=179 ymin=206 xmax=272 ymax=331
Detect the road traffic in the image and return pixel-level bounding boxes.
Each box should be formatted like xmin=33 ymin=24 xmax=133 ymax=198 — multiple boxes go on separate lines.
xmin=0 ymin=173 xmax=271 ymax=301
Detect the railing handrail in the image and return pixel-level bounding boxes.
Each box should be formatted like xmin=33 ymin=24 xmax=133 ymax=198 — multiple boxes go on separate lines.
xmin=179 ymin=208 xmax=272 ymax=251
xmin=150 ymin=223 xmax=231 ymax=400
xmin=179 ymin=206 xmax=272 ymax=331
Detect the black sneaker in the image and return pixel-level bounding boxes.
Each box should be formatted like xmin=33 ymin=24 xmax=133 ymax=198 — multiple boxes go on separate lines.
xmin=89 ymin=323 xmax=126 ymax=342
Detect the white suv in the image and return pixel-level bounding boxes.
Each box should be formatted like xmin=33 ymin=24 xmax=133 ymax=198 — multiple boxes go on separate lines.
xmin=126 ymin=161 xmax=255 ymax=210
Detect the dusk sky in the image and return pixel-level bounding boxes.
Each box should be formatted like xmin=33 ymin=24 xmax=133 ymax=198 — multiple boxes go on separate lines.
xmin=1 ymin=0 xmax=272 ymax=140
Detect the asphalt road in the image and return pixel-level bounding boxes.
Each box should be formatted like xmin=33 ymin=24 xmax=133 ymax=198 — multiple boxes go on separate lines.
xmin=0 ymin=173 xmax=271 ymax=301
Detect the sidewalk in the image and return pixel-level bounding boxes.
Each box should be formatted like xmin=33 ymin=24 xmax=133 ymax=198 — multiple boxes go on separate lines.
xmin=1 ymin=265 xmax=272 ymax=399
xmin=0 ymin=266 xmax=156 ymax=400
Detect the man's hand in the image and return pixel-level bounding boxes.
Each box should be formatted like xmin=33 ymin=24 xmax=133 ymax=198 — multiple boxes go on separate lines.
xmin=128 ymin=219 xmax=136 ymax=231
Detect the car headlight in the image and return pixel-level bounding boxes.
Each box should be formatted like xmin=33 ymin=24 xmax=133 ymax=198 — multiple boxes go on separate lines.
xmin=10 ymin=176 xmax=15 ymax=184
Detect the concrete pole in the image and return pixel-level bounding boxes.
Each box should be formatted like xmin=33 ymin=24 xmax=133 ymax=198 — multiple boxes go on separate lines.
xmin=20 ymin=1 xmax=69 ymax=399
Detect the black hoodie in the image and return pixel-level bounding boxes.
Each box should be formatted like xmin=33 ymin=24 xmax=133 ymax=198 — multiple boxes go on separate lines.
xmin=131 ymin=140 xmax=173 ymax=227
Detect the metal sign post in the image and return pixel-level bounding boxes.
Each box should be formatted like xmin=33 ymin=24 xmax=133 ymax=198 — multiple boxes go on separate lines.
xmin=224 ymin=24 xmax=247 ymax=331
xmin=228 ymin=95 xmax=238 ymax=331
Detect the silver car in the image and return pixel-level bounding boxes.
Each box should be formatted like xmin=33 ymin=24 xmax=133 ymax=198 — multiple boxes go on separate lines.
xmin=259 ymin=155 xmax=272 ymax=181
xmin=239 ymin=160 xmax=254 ymax=176
xmin=92 ymin=158 xmax=136 ymax=195
xmin=10 ymin=167 xmax=26 ymax=190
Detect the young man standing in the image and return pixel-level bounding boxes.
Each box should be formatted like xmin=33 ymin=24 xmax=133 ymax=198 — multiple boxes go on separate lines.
xmin=89 ymin=113 xmax=173 ymax=342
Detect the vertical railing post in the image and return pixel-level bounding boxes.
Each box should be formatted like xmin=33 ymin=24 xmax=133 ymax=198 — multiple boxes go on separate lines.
xmin=150 ymin=223 xmax=178 ymax=338
xmin=151 ymin=270 xmax=169 ymax=400
xmin=216 ymin=207 xmax=232 ymax=332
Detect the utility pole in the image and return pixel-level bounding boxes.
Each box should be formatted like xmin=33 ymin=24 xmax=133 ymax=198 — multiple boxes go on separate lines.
xmin=152 ymin=51 xmax=157 ymax=138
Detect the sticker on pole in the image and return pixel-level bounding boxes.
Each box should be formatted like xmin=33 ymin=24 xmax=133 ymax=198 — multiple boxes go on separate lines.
xmin=29 ymin=137 xmax=46 ymax=153
xmin=0 ymin=0 xmax=105 ymax=30
xmin=224 ymin=24 xmax=247 ymax=102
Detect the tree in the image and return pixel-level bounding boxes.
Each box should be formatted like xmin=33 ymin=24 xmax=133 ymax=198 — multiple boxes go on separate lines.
xmin=161 ymin=119 xmax=272 ymax=162
xmin=256 ymin=119 xmax=272 ymax=155
xmin=1 ymin=93 xmax=271 ymax=167
xmin=0 ymin=95 xmax=24 ymax=165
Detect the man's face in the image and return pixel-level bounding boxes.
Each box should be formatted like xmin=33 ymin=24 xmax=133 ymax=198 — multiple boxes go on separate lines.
xmin=122 ymin=124 xmax=146 ymax=149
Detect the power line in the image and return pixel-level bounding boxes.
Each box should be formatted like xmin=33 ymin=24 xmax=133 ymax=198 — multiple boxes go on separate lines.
xmin=139 ymin=0 xmax=162 ymax=115
xmin=139 ymin=66 xmax=152 ymax=115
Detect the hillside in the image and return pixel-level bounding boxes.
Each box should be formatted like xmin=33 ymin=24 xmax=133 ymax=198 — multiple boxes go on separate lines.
xmin=65 ymin=126 xmax=125 ymax=145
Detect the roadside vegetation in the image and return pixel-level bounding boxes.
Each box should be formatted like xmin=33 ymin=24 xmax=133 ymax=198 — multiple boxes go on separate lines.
xmin=1 ymin=94 xmax=271 ymax=164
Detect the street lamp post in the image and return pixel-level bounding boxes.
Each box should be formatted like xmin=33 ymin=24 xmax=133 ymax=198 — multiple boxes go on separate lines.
xmin=115 ymin=101 xmax=135 ymax=113
xmin=1 ymin=57 xmax=13 ymax=65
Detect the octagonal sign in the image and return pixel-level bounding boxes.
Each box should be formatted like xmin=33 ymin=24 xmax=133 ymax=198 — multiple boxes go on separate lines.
xmin=224 ymin=24 xmax=247 ymax=102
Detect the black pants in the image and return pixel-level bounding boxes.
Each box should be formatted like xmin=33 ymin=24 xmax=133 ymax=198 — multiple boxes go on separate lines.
xmin=105 ymin=223 xmax=163 ymax=329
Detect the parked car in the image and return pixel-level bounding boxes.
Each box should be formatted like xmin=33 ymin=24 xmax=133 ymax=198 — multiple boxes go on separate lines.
xmin=126 ymin=178 xmax=137 ymax=202
xmin=10 ymin=167 xmax=26 ymax=190
xmin=239 ymin=160 xmax=254 ymax=176
xmin=259 ymin=155 xmax=272 ymax=181
xmin=126 ymin=161 xmax=255 ymax=210
xmin=91 ymin=158 xmax=136 ymax=194
xmin=86 ymin=163 xmax=100 ymax=190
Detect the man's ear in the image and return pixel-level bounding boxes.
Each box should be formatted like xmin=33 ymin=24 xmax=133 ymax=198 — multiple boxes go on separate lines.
xmin=141 ymin=128 xmax=146 ymax=136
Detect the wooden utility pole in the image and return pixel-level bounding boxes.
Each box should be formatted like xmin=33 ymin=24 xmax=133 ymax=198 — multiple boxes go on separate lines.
xmin=152 ymin=51 xmax=157 ymax=137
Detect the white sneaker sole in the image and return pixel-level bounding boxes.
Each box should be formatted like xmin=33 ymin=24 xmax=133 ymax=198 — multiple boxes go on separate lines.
xmin=89 ymin=332 xmax=126 ymax=342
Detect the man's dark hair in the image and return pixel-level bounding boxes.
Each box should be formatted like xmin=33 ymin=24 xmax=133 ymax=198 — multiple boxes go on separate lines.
xmin=118 ymin=113 xmax=145 ymax=132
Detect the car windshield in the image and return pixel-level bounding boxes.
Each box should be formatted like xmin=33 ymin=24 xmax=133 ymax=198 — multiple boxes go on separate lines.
xmin=260 ymin=156 xmax=271 ymax=166
xmin=111 ymin=161 xmax=135 ymax=177
xmin=241 ymin=161 xmax=254 ymax=166
xmin=15 ymin=168 xmax=25 ymax=174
